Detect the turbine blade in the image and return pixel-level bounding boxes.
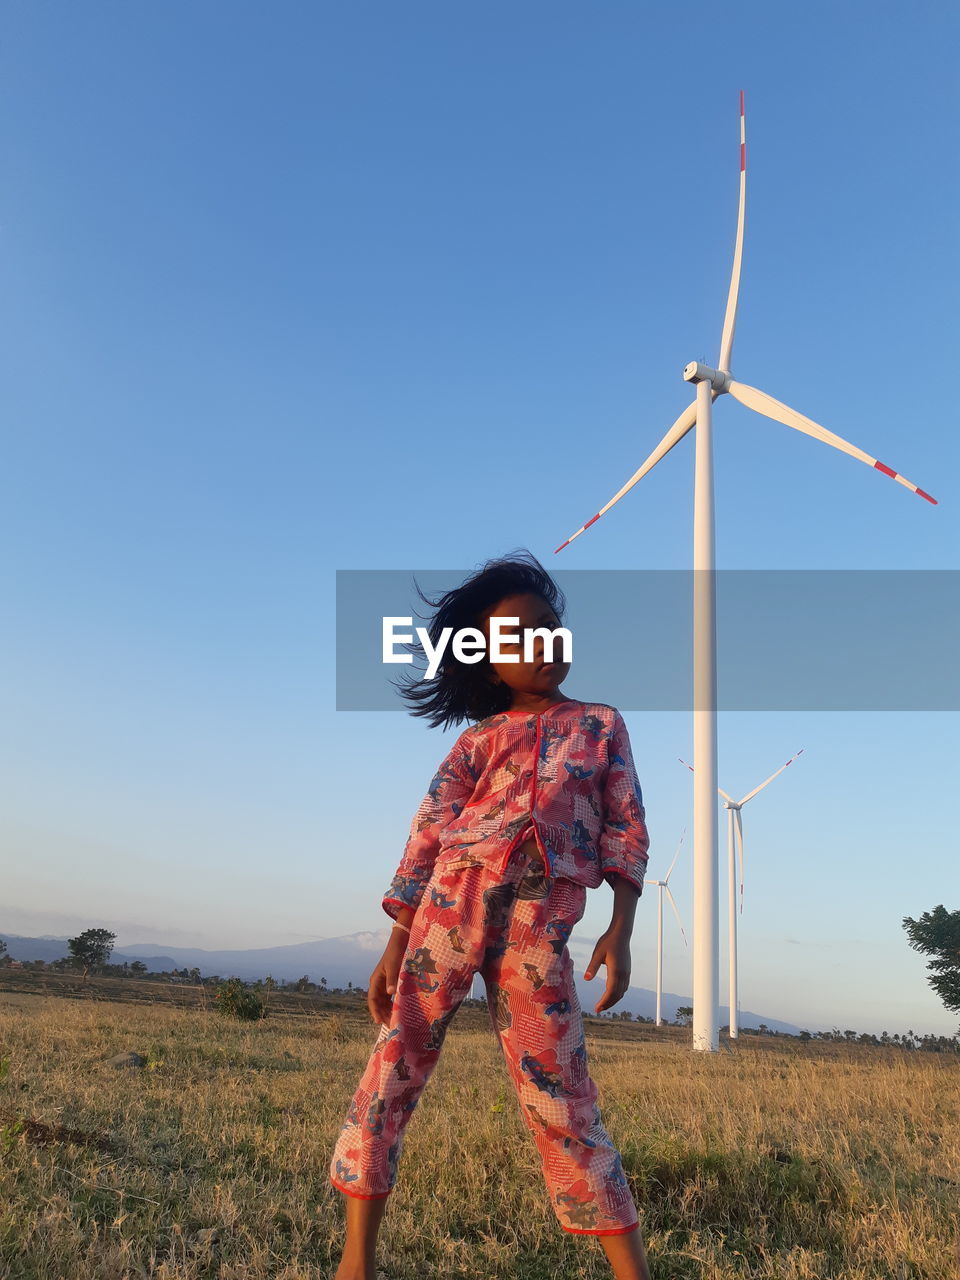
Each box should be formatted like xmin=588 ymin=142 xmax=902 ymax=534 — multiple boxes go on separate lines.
xmin=665 ymin=886 xmax=689 ymax=949
xmin=718 ymin=90 xmax=746 ymax=373
xmin=734 ymin=808 xmax=744 ymax=915
xmin=679 ymin=756 xmax=736 ymax=806
xmin=727 ymin=381 xmax=938 ymax=504
xmin=739 ymin=748 xmax=804 ymax=806
xmin=664 ymin=827 xmax=686 ymax=883
xmin=554 ymin=401 xmax=698 ymax=552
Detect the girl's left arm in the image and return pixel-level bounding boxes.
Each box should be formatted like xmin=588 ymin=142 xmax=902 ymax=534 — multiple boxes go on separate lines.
xmin=598 ymin=709 xmax=650 ymax=914
xmin=609 ymin=872 xmax=641 ymax=934
xmin=584 ymin=713 xmax=648 ymax=1011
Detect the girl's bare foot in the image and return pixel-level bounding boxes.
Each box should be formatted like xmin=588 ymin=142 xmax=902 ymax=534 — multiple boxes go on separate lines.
xmin=332 ymin=1191 xmax=389 ymax=1280
xmin=331 ymin=1256 xmax=377 ymax=1280
xmin=331 ymin=1265 xmax=376 ymax=1280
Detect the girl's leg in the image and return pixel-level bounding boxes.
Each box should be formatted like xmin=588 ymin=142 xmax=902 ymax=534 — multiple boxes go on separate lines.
xmin=333 ymin=1192 xmax=389 ymax=1280
xmin=598 ymin=1225 xmax=653 ymax=1280
xmin=482 ymin=859 xmax=644 ymax=1244
xmin=329 ymin=865 xmax=488 ymax=1229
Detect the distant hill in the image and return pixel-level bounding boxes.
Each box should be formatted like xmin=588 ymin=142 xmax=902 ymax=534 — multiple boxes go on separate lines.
xmin=0 ymin=933 xmax=177 ymax=971
xmin=1 ymin=929 xmax=812 ymax=1034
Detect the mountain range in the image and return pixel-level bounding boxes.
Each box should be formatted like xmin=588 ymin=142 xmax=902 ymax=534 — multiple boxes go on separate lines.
xmin=0 ymin=929 xmax=812 ymax=1034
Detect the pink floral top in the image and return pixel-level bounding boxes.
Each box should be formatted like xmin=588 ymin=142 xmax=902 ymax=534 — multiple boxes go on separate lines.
xmin=383 ymin=699 xmax=649 ymax=921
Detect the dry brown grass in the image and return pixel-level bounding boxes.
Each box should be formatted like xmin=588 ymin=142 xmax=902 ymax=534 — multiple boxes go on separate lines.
xmin=1 ymin=990 xmax=958 ymax=1279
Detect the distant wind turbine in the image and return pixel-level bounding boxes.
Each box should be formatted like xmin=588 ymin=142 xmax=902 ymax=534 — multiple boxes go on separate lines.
xmin=680 ymin=749 xmax=803 ymax=1039
xmin=553 ymin=92 xmax=937 ymax=1053
xmin=644 ymin=829 xmax=688 ymax=1027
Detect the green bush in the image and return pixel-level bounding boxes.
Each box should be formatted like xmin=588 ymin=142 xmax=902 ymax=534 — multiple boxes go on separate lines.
xmin=214 ymin=978 xmax=265 ymax=1022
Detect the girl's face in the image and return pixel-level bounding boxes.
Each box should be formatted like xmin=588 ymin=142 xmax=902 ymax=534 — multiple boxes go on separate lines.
xmin=478 ymin=592 xmax=570 ymax=699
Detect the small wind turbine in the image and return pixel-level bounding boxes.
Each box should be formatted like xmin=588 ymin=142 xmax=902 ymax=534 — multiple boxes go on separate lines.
xmin=644 ymin=828 xmax=688 ymax=1026
xmin=680 ymin=749 xmax=803 ymax=1039
xmin=554 ymin=93 xmax=937 ymax=1054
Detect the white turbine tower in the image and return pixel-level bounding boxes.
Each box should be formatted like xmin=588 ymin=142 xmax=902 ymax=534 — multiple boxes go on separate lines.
xmin=554 ymin=92 xmax=937 ymax=1053
xmin=680 ymin=749 xmax=803 ymax=1040
xmin=644 ymin=829 xmax=688 ymax=1027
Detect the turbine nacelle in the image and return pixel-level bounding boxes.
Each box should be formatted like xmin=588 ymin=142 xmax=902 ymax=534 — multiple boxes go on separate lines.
xmin=683 ymin=361 xmax=731 ymax=393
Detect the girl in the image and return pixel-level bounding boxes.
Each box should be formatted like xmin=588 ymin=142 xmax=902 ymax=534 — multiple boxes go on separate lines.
xmin=330 ymin=552 xmax=654 ymax=1280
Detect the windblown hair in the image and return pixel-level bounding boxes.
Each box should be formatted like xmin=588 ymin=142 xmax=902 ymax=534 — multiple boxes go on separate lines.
xmin=393 ymin=549 xmax=567 ymax=730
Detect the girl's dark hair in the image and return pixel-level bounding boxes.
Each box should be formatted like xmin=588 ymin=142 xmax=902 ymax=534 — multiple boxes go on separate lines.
xmin=392 ymin=549 xmax=566 ymax=730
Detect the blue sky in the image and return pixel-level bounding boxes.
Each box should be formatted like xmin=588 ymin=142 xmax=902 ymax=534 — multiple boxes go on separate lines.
xmin=1 ymin=3 xmax=957 ymax=1036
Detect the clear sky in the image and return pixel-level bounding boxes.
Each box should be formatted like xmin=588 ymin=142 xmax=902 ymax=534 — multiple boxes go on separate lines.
xmin=1 ymin=2 xmax=957 ymax=1036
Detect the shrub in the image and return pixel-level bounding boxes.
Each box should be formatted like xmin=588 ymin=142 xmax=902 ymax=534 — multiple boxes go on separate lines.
xmin=214 ymin=978 xmax=265 ymax=1022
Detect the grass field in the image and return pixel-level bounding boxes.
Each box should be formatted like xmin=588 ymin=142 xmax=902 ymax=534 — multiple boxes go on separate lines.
xmin=1 ymin=981 xmax=957 ymax=1280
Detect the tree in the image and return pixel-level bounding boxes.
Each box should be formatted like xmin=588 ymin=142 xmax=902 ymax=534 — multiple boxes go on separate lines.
xmin=675 ymin=1006 xmax=693 ymax=1027
xmin=130 ymin=960 xmax=147 ymax=975
xmin=903 ymin=905 xmax=960 ymax=1016
xmin=67 ymin=929 xmax=116 ymax=981
xmin=0 ymin=939 xmax=7 ymax=963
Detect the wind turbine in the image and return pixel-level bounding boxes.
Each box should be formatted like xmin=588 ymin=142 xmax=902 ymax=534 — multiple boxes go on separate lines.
xmin=680 ymin=749 xmax=803 ymax=1039
xmin=644 ymin=828 xmax=688 ymax=1027
xmin=553 ymin=93 xmax=937 ymax=1053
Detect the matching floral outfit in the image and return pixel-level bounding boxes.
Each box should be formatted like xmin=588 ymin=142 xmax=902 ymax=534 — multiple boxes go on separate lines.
xmin=329 ymin=699 xmax=650 ymax=1235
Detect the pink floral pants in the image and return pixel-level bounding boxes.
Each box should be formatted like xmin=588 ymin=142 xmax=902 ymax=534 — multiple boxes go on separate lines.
xmin=329 ymin=842 xmax=639 ymax=1236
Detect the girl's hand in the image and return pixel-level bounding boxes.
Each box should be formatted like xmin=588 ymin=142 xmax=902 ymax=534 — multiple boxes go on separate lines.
xmin=583 ymin=927 xmax=632 ymax=1014
xmin=367 ymin=935 xmax=406 ymax=1027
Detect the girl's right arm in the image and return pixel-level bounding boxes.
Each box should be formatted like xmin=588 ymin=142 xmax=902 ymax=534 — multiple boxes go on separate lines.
xmin=390 ymin=905 xmax=416 ymax=932
xmin=380 ymin=728 xmax=478 ymax=923
xmin=371 ymin=729 xmax=478 ymax=1026
xmin=369 ymin=906 xmax=416 ymax=1025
